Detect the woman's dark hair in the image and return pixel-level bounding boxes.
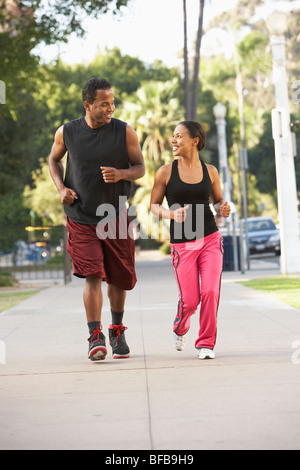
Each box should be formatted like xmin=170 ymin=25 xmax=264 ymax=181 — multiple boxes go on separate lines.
xmin=179 ymin=121 xmax=206 ymax=151
xmin=82 ymin=78 xmax=112 ymax=104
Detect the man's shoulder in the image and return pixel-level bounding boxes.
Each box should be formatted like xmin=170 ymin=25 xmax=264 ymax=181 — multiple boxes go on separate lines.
xmin=63 ymin=117 xmax=84 ymax=130
xmin=111 ymin=117 xmax=127 ymax=128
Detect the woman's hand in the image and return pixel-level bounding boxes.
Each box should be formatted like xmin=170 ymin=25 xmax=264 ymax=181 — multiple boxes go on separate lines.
xmin=172 ymin=206 xmax=189 ymax=223
xmin=219 ymin=201 xmax=231 ymax=218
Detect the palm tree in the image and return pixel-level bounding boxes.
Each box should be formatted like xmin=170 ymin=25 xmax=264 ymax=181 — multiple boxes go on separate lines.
xmin=117 ymin=79 xmax=184 ymax=240
xmin=118 ymin=78 xmax=184 ymax=185
xmin=191 ymin=0 xmax=205 ymax=120
xmin=183 ymin=0 xmax=190 ymax=119
xmin=183 ymin=0 xmax=206 ymax=120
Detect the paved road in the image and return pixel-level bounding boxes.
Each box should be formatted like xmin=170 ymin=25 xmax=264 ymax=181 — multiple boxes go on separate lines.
xmin=0 ymin=253 xmax=299 ymax=450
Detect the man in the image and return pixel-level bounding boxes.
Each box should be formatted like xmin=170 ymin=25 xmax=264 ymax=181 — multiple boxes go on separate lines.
xmin=49 ymin=78 xmax=145 ymax=361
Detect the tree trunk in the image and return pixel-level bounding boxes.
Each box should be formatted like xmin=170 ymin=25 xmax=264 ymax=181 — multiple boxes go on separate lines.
xmin=183 ymin=0 xmax=190 ymax=119
xmin=190 ymin=0 xmax=205 ymax=121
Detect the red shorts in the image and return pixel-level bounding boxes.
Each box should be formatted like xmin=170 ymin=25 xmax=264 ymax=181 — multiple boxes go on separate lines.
xmin=66 ymin=212 xmax=137 ymax=291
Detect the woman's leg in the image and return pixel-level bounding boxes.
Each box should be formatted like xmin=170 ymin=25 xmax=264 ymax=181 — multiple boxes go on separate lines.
xmin=171 ymin=243 xmax=201 ymax=336
xmin=196 ymin=233 xmax=223 ymax=350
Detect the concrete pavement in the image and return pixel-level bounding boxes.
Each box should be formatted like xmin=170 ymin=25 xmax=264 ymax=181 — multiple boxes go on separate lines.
xmin=0 ymin=252 xmax=299 ymax=450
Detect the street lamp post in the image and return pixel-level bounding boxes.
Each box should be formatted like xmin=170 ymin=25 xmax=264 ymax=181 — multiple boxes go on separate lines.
xmin=213 ymin=102 xmax=240 ymax=272
xmin=213 ymin=102 xmax=231 ymax=204
xmin=266 ymin=10 xmax=300 ymax=274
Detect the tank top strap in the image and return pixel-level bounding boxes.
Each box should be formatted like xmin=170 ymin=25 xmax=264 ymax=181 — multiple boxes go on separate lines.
xmin=200 ymin=159 xmax=210 ymax=182
xmin=166 ymin=159 xmax=179 ymax=186
xmin=172 ymin=159 xmax=180 ymax=178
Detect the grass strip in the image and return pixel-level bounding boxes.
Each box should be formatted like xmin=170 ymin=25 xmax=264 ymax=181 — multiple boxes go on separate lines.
xmin=0 ymin=290 xmax=40 ymax=313
xmin=238 ymin=275 xmax=300 ymax=309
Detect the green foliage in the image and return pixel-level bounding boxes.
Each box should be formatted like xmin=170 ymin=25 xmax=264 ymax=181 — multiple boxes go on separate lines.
xmin=239 ymin=275 xmax=300 ymax=309
xmin=24 ymin=159 xmax=66 ymax=225
xmin=118 ymin=78 xmax=184 ymax=185
xmin=0 ymin=272 xmax=15 ymax=287
xmin=1 ymin=0 xmax=300 ymax=237
xmin=0 ymin=290 xmax=40 ymax=312
xmin=160 ymin=241 xmax=171 ymax=255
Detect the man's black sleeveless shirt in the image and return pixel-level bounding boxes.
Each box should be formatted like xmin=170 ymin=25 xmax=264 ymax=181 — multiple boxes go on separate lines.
xmin=63 ymin=117 xmax=131 ymax=224
xmin=165 ymin=159 xmax=218 ymax=244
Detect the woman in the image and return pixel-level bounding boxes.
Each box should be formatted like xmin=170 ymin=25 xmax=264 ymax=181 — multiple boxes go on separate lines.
xmin=150 ymin=121 xmax=231 ymax=359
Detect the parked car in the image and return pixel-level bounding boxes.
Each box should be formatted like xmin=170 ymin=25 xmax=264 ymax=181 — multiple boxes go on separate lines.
xmin=243 ymin=217 xmax=280 ymax=256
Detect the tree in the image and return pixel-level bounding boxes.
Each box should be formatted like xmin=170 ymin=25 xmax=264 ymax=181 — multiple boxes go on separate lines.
xmin=117 ymin=79 xmax=184 ymax=185
xmin=183 ymin=0 xmax=205 ymax=120
xmin=24 ymin=159 xmax=65 ymax=225
xmin=116 ymin=79 xmax=184 ymax=240
xmin=0 ymin=0 xmax=131 ymax=115
xmin=1 ymin=0 xmax=131 ymax=45
xmin=191 ymin=0 xmax=205 ymax=121
xmin=183 ymin=0 xmax=190 ymax=119
xmin=0 ymin=0 xmax=132 ymax=228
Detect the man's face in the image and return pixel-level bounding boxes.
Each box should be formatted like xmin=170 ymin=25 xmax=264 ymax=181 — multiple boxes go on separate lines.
xmin=85 ymin=88 xmax=115 ymax=127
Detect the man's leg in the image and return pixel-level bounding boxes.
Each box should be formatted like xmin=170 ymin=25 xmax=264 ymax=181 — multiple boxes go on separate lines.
xmin=84 ymin=277 xmax=103 ymax=323
xmin=107 ymin=284 xmax=126 ymax=320
xmin=84 ymin=278 xmax=107 ymax=361
xmin=66 ymin=218 xmax=108 ymax=361
xmin=107 ymin=284 xmax=130 ymax=358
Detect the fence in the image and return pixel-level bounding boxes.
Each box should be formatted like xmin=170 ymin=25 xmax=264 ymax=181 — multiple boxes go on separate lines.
xmin=0 ymin=224 xmax=71 ymax=284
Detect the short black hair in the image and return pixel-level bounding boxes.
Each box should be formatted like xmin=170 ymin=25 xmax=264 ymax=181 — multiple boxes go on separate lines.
xmin=82 ymin=78 xmax=112 ymax=104
xmin=179 ymin=121 xmax=206 ymax=151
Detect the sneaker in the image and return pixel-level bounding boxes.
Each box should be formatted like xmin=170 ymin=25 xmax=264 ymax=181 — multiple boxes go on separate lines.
xmin=108 ymin=324 xmax=130 ymax=359
xmin=172 ymin=332 xmax=187 ymax=351
xmin=197 ymin=348 xmax=215 ymax=360
xmin=88 ymin=325 xmax=107 ymax=361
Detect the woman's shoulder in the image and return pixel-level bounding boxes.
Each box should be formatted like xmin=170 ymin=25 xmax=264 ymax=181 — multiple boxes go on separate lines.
xmin=155 ymin=162 xmax=173 ymax=182
xmin=204 ymin=162 xmax=218 ymax=182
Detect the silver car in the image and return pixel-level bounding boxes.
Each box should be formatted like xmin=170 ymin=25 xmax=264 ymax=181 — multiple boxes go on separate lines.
xmin=243 ymin=217 xmax=280 ymax=255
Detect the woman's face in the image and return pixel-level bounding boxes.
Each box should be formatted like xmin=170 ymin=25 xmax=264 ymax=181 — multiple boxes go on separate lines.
xmin=171 ymin=124 xmax=198 ymax=157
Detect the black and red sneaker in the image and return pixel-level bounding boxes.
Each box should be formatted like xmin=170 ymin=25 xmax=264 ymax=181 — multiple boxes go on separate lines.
xmin=108 ymin=324 xmax=130 ymax=359
xmin=88 ymin=325 xmax=107 ymax=361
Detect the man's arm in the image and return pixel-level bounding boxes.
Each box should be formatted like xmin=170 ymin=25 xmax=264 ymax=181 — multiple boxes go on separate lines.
xmin=101 ymin=125 xmax=145 ymax=183
xmin=48 ymin=125 xmax=78 ymax=206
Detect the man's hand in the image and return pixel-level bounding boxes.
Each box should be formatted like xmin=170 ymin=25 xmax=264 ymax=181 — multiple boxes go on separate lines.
xmin=100 ymin=166 xmax=122 ymax=183
xmin=59 ymin=187 xmax=78 ymax=206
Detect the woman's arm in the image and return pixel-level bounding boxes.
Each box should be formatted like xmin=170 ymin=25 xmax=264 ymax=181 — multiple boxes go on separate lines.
xmin=150 ymin=165 xmax=189 ymax=222
xmin=207 ymin=165 xmax=231 ymax=218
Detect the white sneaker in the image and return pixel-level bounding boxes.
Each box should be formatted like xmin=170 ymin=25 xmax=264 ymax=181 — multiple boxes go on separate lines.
xmin=172 ymin=332 xmax=187 ymax=351
xmin=197 ymin=348 xmax=215 ymax=360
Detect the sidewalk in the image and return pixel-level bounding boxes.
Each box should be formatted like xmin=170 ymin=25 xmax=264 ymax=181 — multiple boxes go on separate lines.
xmin=0 ymin=253 xmax=299 ymax=450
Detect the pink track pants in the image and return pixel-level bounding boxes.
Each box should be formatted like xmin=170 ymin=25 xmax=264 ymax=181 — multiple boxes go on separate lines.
xmin=171 ymin=231 xmax=224 ymax=350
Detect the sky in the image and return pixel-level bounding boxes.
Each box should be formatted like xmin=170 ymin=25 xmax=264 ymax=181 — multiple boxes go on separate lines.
xmin=35 ymin=0 xmax=300 ymax=68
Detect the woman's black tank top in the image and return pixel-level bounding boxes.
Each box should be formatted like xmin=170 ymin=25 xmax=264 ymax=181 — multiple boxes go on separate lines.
xmin=165 ymin=159 xmax=218 ymax=244
xmin=63 ymin=117 xmax=131 ymax=224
